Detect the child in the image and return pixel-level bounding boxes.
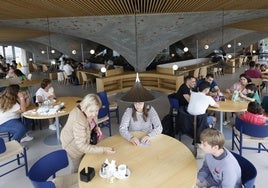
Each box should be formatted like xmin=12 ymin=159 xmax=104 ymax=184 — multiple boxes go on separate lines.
xmin=196 ymin=128 xmax=242 ymax=188
xmin=239 ymin=83 xmax=261 ymax=104
xmin=240 ymin=101 xmax=268 ymax=125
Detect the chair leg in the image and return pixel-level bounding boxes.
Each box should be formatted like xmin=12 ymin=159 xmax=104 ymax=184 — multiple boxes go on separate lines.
xmin=193 ymin=116 xmax=197 ymax=158
xmin=23 ymin=147 xmax=28 ymax=176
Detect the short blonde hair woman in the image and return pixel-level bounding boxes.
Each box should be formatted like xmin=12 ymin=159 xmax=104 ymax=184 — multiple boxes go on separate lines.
xmin=60 ymin=94 xmax=115 ymax=173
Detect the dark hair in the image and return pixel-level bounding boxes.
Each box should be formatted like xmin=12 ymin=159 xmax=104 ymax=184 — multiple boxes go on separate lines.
xmin=206 ymin=73 xmax=214 ymax=79
xmin=245 ymin=83 xmax=257 ymax=92
xmin=14 ymin=69 xmax=25 ymax=77
xmin=239 ymin=73 xmax=252 ymax=83
xmin=184 ymin=75 xmax=195 ymax=83
xmin=247 ymin=101 xmax=263 ymax=115
xmin=41 ymin=78 xmax=51 ymax=89
xmin=199 ymin=81 xmax=210 ymax=92
xmin=131 ymin=103 xmax=151 ymax=122
xmin=249 ymin=61 xmax=256 ymax=67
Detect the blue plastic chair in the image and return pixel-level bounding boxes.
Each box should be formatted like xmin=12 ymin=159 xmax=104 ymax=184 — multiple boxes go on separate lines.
xmin=231 ymin=152 xmax=257 ymax=188
xmin=28 ymin=150 xmax=69 ymax=188
xmin=167 ymin=93 xmax=179 ymax=117
xmin=261 ymin=95 xmax=268 ymax=112
xmin=97 ymin=91 xmax=112 ymax=136
xmin=98 ymin=91 xmax=119 ymax=124
xmin=232 ymin=117 xmax=268 ymax=156
xmin=0 ymin=132 xmax=13 ymax=141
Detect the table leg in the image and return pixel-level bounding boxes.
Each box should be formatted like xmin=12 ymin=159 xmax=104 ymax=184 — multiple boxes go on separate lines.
xmin=219 ymin=111 xmax=223 ymax=133
xmin=43 ymin=117 xmax=61 ymax=146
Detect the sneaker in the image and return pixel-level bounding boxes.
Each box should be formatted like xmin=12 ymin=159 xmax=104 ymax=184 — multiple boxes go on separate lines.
xmin=21 ymin=135 xmax=34 ymax=143
xmin=49 ymin=124 xmax=57 ymax=131
xmin=223 ymin=120 xmax=230 ymax=126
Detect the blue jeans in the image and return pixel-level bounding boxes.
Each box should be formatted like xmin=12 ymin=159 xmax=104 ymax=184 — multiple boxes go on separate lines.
xmin=0 ymin=119 xmax=27 ymax=142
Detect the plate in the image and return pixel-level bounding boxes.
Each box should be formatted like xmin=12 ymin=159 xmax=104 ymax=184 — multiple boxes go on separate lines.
xmin=114 ymin=169 xmax=131 ymax=179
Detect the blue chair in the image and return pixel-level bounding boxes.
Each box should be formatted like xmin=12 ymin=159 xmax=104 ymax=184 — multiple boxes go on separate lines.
xmin=167 ymin=93 xmax=179 ymax=117
xmin=28 ymin=149 xmax=77 ymax=188
xmin=261 ymin=95 xmax=268 ymax=112
xmin=98 ymin=91 xmax=119 ymax=124
xmin=97 ymin=91 xmax=112 ymax=136
xmin=0 ymin=137 xmax=28 ymax=177
xmin=231 ymin=152 xmax=257 ymax=188
xmin=0 ymin=132 xmax=13 ymax=141
xmin=232 ymin=117 xmax=268 ymax=156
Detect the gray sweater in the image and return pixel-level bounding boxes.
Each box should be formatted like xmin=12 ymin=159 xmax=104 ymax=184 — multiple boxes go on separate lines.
xmin=198 ymin=148 xmax=242 ymax=188
xmin=119 ymin=106 xmax=163 ymax=140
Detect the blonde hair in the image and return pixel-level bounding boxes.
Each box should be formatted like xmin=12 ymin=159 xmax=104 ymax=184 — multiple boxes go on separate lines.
xmin=80 ymin=94 xmax=102 ymax=115
xmin=200 ymin=128 xmax=225 ymax=149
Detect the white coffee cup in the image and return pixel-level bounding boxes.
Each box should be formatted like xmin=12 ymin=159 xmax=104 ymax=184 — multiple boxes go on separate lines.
xmin=117 ymin=164 xmax=127 ymax=177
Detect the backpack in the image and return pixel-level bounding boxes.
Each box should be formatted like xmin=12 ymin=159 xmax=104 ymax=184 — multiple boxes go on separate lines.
xmin=161 ymin=114 xmax=175 ymax=137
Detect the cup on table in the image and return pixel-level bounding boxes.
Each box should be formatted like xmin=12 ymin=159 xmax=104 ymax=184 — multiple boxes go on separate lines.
xmin=117 ymin=164 xmax=127 ymax=177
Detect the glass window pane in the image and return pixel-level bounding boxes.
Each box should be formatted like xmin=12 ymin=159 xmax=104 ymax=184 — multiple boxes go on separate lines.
xmin=4 ymin=46 xmax=13 ymax=64
xmin=14 ymin=47 xmax=22 ymax=63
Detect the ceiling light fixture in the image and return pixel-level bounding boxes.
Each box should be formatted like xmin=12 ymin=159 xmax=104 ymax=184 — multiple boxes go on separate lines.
xmin=183 ymin=47 xmax=189 ymax=52
xmin=204 ymin=45 xmax=209 ymax=49
xmin=90 ymin=49 xmax=95 ymax=54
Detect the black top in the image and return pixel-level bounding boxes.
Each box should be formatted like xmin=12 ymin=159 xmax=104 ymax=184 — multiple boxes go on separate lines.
xmin=176 ymin=83 xmax=191 ymax=107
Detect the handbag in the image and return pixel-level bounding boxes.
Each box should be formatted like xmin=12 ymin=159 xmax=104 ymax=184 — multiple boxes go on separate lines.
xmin=90 ymin=128 xmax=98 ymax=145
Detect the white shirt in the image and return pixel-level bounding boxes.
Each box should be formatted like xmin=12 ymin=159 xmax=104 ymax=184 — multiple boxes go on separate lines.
xmin=0 ymin=103 xmax=20 ymax=125
xmin=35 ymin=87 xmax=54 ymax=103
xmin=187 ymin=92 xmax=216 ymax=115
xmin=63 ymin=64 xmax=74 ymax=76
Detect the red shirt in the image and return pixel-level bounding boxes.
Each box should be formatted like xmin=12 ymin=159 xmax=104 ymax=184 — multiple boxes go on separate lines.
xmin=240 ymin=111 xmax=266 ymax=126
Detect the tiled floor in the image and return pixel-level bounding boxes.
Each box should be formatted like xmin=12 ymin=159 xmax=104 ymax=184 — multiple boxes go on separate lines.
xmin=1 ymin=66 xmax=267 ymax=187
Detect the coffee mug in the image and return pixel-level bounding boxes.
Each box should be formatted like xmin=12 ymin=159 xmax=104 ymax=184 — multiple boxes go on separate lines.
xmin=117 ymin=164 xmax=127 ymax=177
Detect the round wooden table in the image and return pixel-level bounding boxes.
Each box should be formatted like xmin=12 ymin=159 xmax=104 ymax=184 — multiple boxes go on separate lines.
xmin=208 ymin=99 xmax=248 ymax=132
xmin=78 ymin=132 xmax=197 ymax=188
xmin=22 ymin=96 xmax=82 ymax=145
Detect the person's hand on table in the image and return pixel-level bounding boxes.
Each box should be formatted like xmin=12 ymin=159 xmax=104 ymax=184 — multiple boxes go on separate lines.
xmin=141 ymin=135 xmax=151 ymax=144
xmin=103 ymin=147 xmax=115 ymax=154
xmin=130 ymin=136 xmax=140 ymax=145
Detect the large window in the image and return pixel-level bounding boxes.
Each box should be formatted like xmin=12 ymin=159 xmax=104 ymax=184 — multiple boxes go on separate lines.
xmin=0 ymin=45 xmax=24 ymax=64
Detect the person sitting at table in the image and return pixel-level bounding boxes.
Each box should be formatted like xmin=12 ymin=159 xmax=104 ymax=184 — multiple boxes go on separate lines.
xmin=176 ymin=75 xmax=196 ymax=108
xmin=0 ymin=84 xmax=33 ymax=143
xmin=35 ymin=78 xmax=57 ymax=131
xmin=14 ymin=69 xmax=31 ymax=106
xmin=239 ymin=83 xmax=261 ymax=104
xmin=60 ymin=94 xmax=115 ymax=173
xmin=195 ymin=73 xmax=220 ymax=97
xmin=226 ymin=73 xmax=251 ymax=95
xmin=188 ymin=81 xmax=219 ymax=128
xmin=119 ymin=101 xmax=163 ymax=145
xmin=5 ymin=65 xmax=16 ymax=78
xmin=83 ymin=59 xmax=92 ymax=69
xmin=240 ymin=101 xmax=268 ymax=126
xmin=196 ymin=128 xmax=242 ymax=188
xmin=62 ymin=59 xmax=79 ymax=85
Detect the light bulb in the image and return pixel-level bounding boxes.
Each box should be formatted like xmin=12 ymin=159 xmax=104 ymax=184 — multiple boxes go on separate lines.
xmin=172 ymin=65 xmax=178 ymax=70
xmin=237 ymin=42 xmax=242 ymax=46
xmin=90 ymin=49 xmax=95 ymax=54
xmin=204 ymin=45 xmax=209 ymax=49
xmin=72 ymin=50 xmax=76 ymax=54
xmin=227 ymin=44 xmax=232 ymax=48
xmin=183 ymin=47 xmax=189 ymax=52
xmin=29 ymin=58 xmax=33 ymax=61
xmin=227 ymin=54 xmax=232 ymax=59
xmin=51 ymin=49 xmax=55 ymax=54
xmin=41 ymin=50 xmax=45 ymax=54
xmin=101 ymin=67 xmax=107 ymax=73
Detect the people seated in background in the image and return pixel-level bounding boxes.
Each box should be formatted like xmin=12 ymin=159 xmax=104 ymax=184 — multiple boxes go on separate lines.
xmin=35 ymin=78 xmax=57 ymax=131
xmin=226 ymin=73 xmax=251 ymax=95
xmin=239 ymin=83 xmax=261 ymax=104
xmin=240 ymin=101 xmax=268 ymax=126
xmin=196 ymin=128 xmax=242 ymax=188
xmin=60 ymin=94 xmax=115 ymax=173
xmin=0 ymin=84 xmax=33 ymax=143
xmin=260 ymin=64 xmax=267 ymax=72
xmin=188 ymin=81 xmax=219 ymax=127
xmin=176 ymin=76 xmax=196 ymax=108
xmin=83 ymin=59 xmax=92 ymax=69
xmin=195 ymin=73 xmax=220 ymax=97
xmin=5 ymin=65 xmax=16 ymax=78
xmin=119 ymin=102 xmax=163 ymax=145
xmin=63 ymin=59 xmax=79 ymax=85
xmin=245 ymin=61 xmax=262 ymax=78
xmin=105 ymin=60 xmax=115 ymax=70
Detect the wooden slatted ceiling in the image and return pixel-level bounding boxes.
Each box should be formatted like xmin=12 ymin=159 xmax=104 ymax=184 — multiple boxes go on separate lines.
xmin=226 ymin=18 xmax=268 ymax=33
xmin=0 ymin=27 xmax=48 ymax=41
xmin=0 ymin=0 xmax=268 ymax=19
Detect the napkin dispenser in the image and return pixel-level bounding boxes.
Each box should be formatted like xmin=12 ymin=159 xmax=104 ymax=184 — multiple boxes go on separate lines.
xmin=80 ymin=167 xmax=95 ymax=182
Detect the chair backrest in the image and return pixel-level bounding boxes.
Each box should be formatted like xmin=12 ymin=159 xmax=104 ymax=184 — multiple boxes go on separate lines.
xmin=231 ymin=152 xmax=257 ymax=188
xmin=27 ymin=73 xmax=32 ymax=80
xmin=0 ymin=137 xmax=6 ymax=154
xmin=262 ymin=96 xmax=268 ymax=112
xmin=97 ymin=91 xmax=110 ymax=119
xmin=28 ymin=150 xmax=69 ymax=188
xmin=235 ymin=117 xmax=268 ymax=138
xmin=167 ymin=93 xmax=179 ymax=115
xmin=80 ymin=71 xmax=88 ymax=81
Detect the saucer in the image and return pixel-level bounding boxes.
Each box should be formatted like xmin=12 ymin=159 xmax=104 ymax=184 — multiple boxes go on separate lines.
xmin=114 ymin=169 xmax=131 ymax=179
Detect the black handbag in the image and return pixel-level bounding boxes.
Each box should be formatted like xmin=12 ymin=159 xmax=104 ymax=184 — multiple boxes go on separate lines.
xmin=90 ymin=128 xmax=98 ymax=145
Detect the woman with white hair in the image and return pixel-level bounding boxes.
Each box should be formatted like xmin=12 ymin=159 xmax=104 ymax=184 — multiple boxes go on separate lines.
xmin=60 ymin=94 xmax=115 ymax=173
